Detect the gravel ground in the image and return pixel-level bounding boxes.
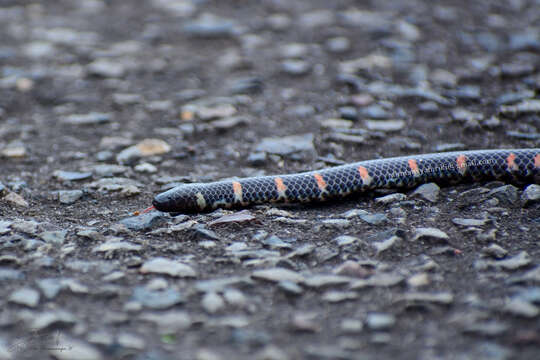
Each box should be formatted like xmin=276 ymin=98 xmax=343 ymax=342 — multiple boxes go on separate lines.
xmin=1 ymin=0 xmax=539 ymax=359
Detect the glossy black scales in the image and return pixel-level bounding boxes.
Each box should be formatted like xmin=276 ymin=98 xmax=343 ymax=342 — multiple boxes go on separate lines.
xmin=153 ymin=149 xmax=540 ymax=213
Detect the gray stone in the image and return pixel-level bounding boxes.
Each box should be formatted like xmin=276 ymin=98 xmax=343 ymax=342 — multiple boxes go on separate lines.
xmin=227 ymin=76 xmax=263 ymax=94
xmin=412 ymin=183 xmax=440 ymax=203
xmin=499 ymin=99 xmax=540 ymax=117
xmin=514 ymin=287 xmax=540 ymax=304
xmin=462 ymin=320 xmax=508 ymax=336
xmin=506 ymin=130 xmax=540 ymax=140
xmin=252 ymin=268 xmax=304 ymax=283
xmin=223 ymin=288 xmax=246 ymax=307
xmin=509 ymin=30 xmax=540 ymax=51
xmin=412 ymin=227 xmax=449 ymax=242
xmin=266 ymin=13 xmax=291 ymax=31
xmin=281 ymin=60 xmax=311 ymax=76
xmin=351 ymin=273 xmax=404 ymax=289
xmin=339 ymin=106 xmax=358 ymax=121
xmin=277 ymin=280 xmax=303 ymax=295
xmin=488 ymin=185 xmax=519 ymax=205
xmin=520 ymin=266 xmax=540 ymax=282
xmin=247 ymin=152 xmax=267 ymax=166
xmin=93 ymin=241 xmax=142 ymax=253
xmin=327 ymin=132 xmax=365 ymax=144
xmin=90 ymin=164 xmax=128 ymax=177
xmin=140 ymin=257 xmax=197 ymax=277
xmin=11 ymin=220 xmax=40 ymax=235
xmin=321 ymin=219 xmax=351 ymax=228
xmin=287 ymin=104 xmax=316 ymax=118
xmin=151 ymin=0 xmax=196 ymax=17
xmin=139 ymin=310 xmax=192 ymax=333
xmin=365 ymin=313 xmax=395 ymax=330
xmin=360 ymin=104 xmax=391 ymax=120
xmin=0 ymin=220 xmax=12 ymax=235
xmin=187 ymin=225 xmax=220 ymax=241
xmin=183 ymin=14 xmax=237 ymax=38
xmin=87 ymin=177 xmax=142 ymax=195
xmin=365 ymin=119 xmax=405 ymax=132
xmin=201 ymin=292 xmax=225 ymax=313
xmin=279 ymin=42 xmax=308 ymax=58
xmin=359 ymin=213 xmax=388 ymax=225
xmin=482 ymin=116 xmax=501 ymax=129
xmin=452 ymin=218 xmax=489 ymax=227
xmin=30 ymin=310 xmax=76 ymax=330
xmin=322 ymin=291 xmax=358 ymax=303
xmin=255 ymin=133 xmax=315 ymax=156
xmin=482 ymin=244 xmax=508 ymax=259
xmin=119 ymin=211 xmax=165 ymax=231
xmin=132 ymin=287 xmax=184 ymax=309
xmin=135 ymin=163 xmax=158 ymax=173
xmin=444 ymin=85 xmax=481 ymax=100
xmin=503 ymin=298 xmax=539 ymax=318
xmin=39 ymin=230 xmax=67 ymax=245
xmin=374 ymin=193 xmax=407 ymax=204
xmin=209 ymin=116 xmax=250 ymax=131
xmin=342 ymin=208 xmax=369 ymax=218
xmin=299 ymin=9 xmax=334 ymax=28
xmin=496 ymin=90 xmax=535 ymax=105
xmin=254 ymin=345 xmax=289 ymax=360
xmin=87 ymin=58 xmax=126 ymax=78
xmin=49 ymin=337 xmax=103 ymax=360
xmin=58 ymin=190 xmax=84 ymax=204
xmin=2 ymin=191 xmax=29 ymax=207
xmin=373 ymin=235 xmax=401 ymax=254
xmin=341 ymin=318 xmax=364 ymax=333
xmin=451 ymin=108 xmax=483 ymax=123
xmin=304 ymin=275 xmax=352 ymax=288
xmin=195 ymin=276 xmax=252 ymax=293
xmin=53 ymin=170 xmax=92 ymax=181
xmin=262 ymin=235 xmax=293 ymax=249
xmin=61 ymin=112 xmax=112 ymax=125
xmin=37 ymin=278 xmax=64 ymax=299
xmin=522 ymin=184 xmax=540 ymax=205
xmin=418 ymin=101 xmax=439 ymax=114
xmin=399 ymin=291 xmax=454 ymax=305
xmin=8 ymin=287 xmax=40 ymax=307
xmin=475 ymin=251 xmax=531 ymax=271
xmin=112 ymin=93 xmax=143 ymax=105
xmin=334 ymin=235 xmax=359 ymax=246
xmin=326 ymin=36 xmax=350 ymax=53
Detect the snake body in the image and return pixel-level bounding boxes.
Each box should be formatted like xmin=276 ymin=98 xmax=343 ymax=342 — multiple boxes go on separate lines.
xmin=153 ymin=149 xmax=540 ymax=213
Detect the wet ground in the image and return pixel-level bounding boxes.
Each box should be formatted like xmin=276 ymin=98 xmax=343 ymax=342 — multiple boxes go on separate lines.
xmin=0 ymin=0 xmax=539 ymax=359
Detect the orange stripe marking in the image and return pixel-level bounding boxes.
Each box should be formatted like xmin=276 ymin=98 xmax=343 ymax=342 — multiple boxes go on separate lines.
xmin=232 ymin=181 xmax=242 ymax=197
xmin=456 ymin=154 xmax=467 ymax=175
xmin=274 ymin=177 xmax=287 ymax=192
xmin=506 ymin=153 xmax=518 ymax=171
xmin=358 ymin=166 xmax=369 ymax=180
xmin=313 ymin=173 xmax=327 ymax=190
xmin=408 ymin=159 xmax=419 ymax=175
xmin=357 ymin=166 xmax=372 ymax=185
xmin=535 ymin=154 xmax=540 ymax=168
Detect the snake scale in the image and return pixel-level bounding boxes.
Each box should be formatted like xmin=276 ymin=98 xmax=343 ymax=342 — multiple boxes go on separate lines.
xmin=152 ymin=149 xmax=540 ymax=213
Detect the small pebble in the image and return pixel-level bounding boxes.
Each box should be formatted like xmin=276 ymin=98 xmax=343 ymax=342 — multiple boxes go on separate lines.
xmin=365 ymin=313 xmax=395 ymax=330
xmin=140 ymin=257 xmax=197 ymax=277
xmin=9 ymin=287 xmax=40 ymax=307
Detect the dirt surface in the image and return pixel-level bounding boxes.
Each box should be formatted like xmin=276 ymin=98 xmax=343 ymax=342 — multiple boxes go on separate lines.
xmin=1 ymin=0 xmax=539 ymax=359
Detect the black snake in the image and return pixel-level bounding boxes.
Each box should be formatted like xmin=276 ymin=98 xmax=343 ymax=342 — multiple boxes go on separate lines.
xmin=152 ymin=149 xmax=540 ymax=213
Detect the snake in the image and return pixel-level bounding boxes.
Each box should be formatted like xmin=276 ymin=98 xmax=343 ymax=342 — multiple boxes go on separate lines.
xmin=152 ymin=149 xmax=540 ymax=213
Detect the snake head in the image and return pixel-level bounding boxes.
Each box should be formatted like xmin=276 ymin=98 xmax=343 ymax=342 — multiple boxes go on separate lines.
xmin=152 ymin=184 xmax=205 ymax=213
